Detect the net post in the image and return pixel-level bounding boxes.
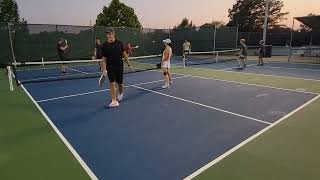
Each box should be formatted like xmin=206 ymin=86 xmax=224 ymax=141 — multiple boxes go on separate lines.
xmin=8 ymin=23 xmax=17 ymax=68
xmin=42 ymin=57 xmax=45 ymax=66
xmin=213 ymin=25 xmax=217 ymax=51
xmin=288 ymin=18 xmax=295 ymax=62
xmin=7 ymin=66 xmax=14 ymax=91
xmin=215 ymin=51 xmax=219 ymax=63
xmin=235 ymin=27 xmax=239 ymax=49
xmin=263 ymin=0 xmax=270 ymax=46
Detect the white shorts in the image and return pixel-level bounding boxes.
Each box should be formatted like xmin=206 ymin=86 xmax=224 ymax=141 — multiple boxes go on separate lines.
xmin=162 ymin=61 xmax=170 ymax=68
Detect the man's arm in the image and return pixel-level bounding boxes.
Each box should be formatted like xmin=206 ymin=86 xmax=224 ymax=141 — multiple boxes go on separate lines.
xmin=102 ymin=57 xmax=107 ymax=75
xmin=123 ymin=51 xmax=132 ymax=68
xmin=60 ymin=45 xmax=68 ymax=51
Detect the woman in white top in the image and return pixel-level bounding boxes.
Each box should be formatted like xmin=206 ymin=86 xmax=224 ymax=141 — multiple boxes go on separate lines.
xmin=182 ymin=40 xmax=191 ymax=60
xmin=162 ymin=39 xmax=173 ymax=89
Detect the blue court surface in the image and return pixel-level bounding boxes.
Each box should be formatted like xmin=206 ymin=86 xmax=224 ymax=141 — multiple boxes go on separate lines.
xmin=22 ymin=70 xmax=316 ymax=180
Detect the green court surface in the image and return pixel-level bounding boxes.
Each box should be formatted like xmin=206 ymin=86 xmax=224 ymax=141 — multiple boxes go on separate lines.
xmin=1 ymin=66 xmax=320 ymax=180
xmin=0 ymin=69 xmax=90 ymax=180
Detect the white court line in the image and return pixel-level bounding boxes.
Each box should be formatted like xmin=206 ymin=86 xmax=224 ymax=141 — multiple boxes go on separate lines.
xmin=67 ymin=67 xmax=91 ymax=74
xmin=267 ymin=61 xmax=320 ymax=66
xmin=184 ymin=65 xmax=320 ymax=82
xmin=169 ymin=72 xmax=319 ymax=95
xmin=37 ymin=89 xmax=109 ymax=103
xmin=20 ymin=71 xmax=100 ymax=82
xmin=16 ymin=64 xmax=99 ymax=72
xmin=255 ymin=65 xmax=320 ymax=72
xmin=36 ymin=75 xmax=190 ymax=103
xmin=220 ymin=64 xmax=256 ymax=71
xmin=20 ymin=84 xmax=99 ymax=180
xmin=132 ymin=85 xmax=272 ymax=125
xmin=183 ymin=94 xmax=320 ymax=180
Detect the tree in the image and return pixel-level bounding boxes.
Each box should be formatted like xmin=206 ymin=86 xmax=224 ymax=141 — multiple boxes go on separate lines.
xmin=174 ymin=18 xmax=195 ymax=29
xmin=299 ymin=13 xmax=317 ymax=32
xmin=227 ymin=0 xmax=289 ymax=32
xmin=0 ymin=0 xmax=25 ymax=23
xmin=201 ymin=20 xmax=226 ymax=28
xmin=96 ymin=0 xmax=142 ymax=28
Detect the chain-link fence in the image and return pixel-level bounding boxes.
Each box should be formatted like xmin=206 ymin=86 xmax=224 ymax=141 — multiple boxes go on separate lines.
xmin=0 ymin=23 xmax=12 ymax=67
xmin=2 ymin=23 xmax=319 ymax=66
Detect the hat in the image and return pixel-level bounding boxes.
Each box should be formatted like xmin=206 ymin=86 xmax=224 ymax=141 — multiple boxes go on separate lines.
xmin=163 ymin=39 xmax=171 ymax=44
xmin=105 ymin=27 xmax=115 ymax=33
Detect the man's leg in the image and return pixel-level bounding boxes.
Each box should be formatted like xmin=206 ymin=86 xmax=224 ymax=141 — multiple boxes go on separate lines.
xmin=244 ymin=56 xmax=247 ymax=67
xmin=61 ymin=64 xmax=66 ymax=74
xmin=110 ymin=82 xmax=117 ymax=102
xmin=116 ymin=68 xmax=124 ymax=101
xmin=168 ymin=70 xmax=173 ymax=84
xmin=107 ymin=70 xmax=119 ymax=107
xmin=162 ymin=68 xmax=170 ymax=88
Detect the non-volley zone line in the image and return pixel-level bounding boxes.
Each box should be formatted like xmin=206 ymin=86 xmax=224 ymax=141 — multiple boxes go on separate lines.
xmin=36 ymin=75 xmax=189 ymax=103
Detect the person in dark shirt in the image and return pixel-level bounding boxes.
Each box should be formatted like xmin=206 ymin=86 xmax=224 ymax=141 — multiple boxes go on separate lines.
xmin=94 ymin=38 xmax=102 ymax=59
xmin=57 ymin=38 xmax=69 ymax=74
xmin=99 ymin=27 xmax=133 ymax=108
xmin=94 ymin=38 xmax=103 ymax=69
xmin=125 ymin=42 xmax=138 ymax=57
xmin=238 ymin=39 xmax=247 ymax=68
xmin=258 ymin=40 xmax=265 ymax=66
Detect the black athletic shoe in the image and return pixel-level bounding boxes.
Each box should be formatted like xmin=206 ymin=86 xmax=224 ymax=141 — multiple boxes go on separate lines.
xmin=60 ymin=71 xmax=66 ymax=75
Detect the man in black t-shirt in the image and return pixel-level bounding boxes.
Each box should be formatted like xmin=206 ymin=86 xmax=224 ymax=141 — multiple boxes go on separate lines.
xmin=57 ymin=38 xmax=69 ymax=74
xmin=100 ymin=27 xmax=133 ymax=108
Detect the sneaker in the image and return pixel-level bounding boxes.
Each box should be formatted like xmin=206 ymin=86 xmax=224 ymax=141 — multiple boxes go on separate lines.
xmin=109 ymin=101 xmax=119 ymax=108
xmin=162 ymin=84 xmax=170 ymax=89
xmin=60 ymin=71 xmax=66 ymax=75
xmin=117 ymin=94 xmax=123 ymax=101
xmin=169 ymin=81 xmax=174 ymax=85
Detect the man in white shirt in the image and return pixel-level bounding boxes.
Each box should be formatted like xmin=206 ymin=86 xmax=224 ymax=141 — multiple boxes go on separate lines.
xmin=182 ymin=40 xmax=191 ymax=61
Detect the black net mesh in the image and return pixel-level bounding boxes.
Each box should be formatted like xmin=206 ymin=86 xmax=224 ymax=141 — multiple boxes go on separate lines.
xmin=12 ymin=24 xmax=95 ymax=62
xmin=190 ymin=26 xmax=215 ymax=52
xmin=215 ymin=27 xmax=238 ymax=50
xmin=0 ymin=23 xmax=12 ymax=66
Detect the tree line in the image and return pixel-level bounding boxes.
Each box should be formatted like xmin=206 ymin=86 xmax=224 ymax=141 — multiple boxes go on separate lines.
xmin=0 ymin=0 xmax=317 ymax=32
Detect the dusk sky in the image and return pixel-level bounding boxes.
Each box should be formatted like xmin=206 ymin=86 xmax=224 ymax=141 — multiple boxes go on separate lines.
xmin=15 ymin=0 xmax=320 ymax=28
